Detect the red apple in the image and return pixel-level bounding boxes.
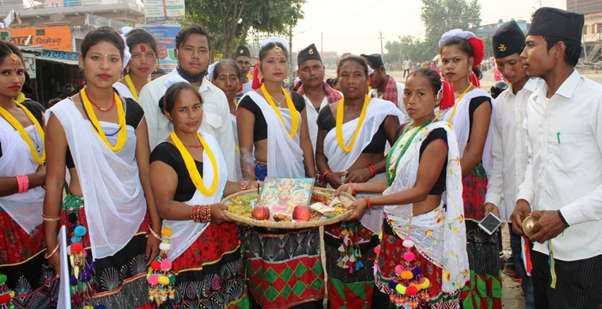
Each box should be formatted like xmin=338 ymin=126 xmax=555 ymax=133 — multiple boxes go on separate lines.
xmin=252 ymin=205 xmax=270 ymax=220
xmin=292 ymin=206 xmax=311 ymax=222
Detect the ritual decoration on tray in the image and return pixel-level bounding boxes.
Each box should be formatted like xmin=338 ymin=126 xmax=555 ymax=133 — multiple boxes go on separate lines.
xmin=147 ymin=227 xmax=176 ymax=308
xmin=223 ymin=177 xmax=354 ymax=228
xmin=0 ymin=273 xmax=14 ymax=309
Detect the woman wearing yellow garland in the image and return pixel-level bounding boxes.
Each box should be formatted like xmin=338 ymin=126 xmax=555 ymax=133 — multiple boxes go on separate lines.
xmin=113 ymin=27 xmax=158 ymax=101
xmin=149 ymin=81 xmax=256 ymax=307
xmin=43 ymin=27 xmax=161 ymax=307
xmin=236 ymin=38 xmax=322 ymax=309
xmin=0 ymin=41 xmax=58 ymax=308
xmin=314 ymin=55 xmax=401 ymax=309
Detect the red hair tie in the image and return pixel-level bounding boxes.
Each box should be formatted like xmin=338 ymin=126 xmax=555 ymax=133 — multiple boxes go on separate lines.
xmin=436 ymin=71 xmax=455 ymax=110
xmin=251 ymin=62 xmax=263 ymax=90
xmin=467 ymin=37 xmax=485 ymax=68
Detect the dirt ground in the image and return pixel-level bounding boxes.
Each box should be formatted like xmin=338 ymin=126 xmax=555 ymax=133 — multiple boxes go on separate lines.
xmin=501 ymin=225 xmax=526 ymax=309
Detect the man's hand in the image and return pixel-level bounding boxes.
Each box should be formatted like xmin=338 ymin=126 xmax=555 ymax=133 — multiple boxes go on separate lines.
xmin=510 ymin=199 xmax=531 ymax=236
xmin=483 ymin=202 xmax=503 ymax=230
xmin=529 ymin=210 xmax=567 ymax=243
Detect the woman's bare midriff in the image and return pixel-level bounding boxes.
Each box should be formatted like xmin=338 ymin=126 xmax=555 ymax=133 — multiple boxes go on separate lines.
xmin=68 ymin=167 xmax=83 ymax=197
xmin=253 ymin=139 xmax=268 ymax=163
xmin=412 ymin=194 xmax=442 ymax=216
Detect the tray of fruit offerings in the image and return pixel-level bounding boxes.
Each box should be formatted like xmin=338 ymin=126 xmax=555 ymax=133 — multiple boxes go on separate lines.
xmin=222 ymin=188 xmax=355 ymax=229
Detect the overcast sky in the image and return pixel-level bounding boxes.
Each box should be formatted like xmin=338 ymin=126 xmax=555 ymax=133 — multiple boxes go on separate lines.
xmin=290 ymin=0 xmax=566 ymax=55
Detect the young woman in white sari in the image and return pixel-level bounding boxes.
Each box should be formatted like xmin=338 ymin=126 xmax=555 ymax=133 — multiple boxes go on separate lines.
xmin=113 ymin=27 xmax=158 ymax=101
xmin=43 ymin=27 xmax=162 ymax=307
xmin=438 ymin=30 xmax=499 ymax=309
xmin=150 ymin=81 xmax=258 ymax=307
xmin=339 ymin=68 xmax=469 ymax=308
xmin=314 ymin=55 xmax=401 ymax=308
xmin=0 ymin=41 xmax=58 ymax=308
xmin=236 ymin=39 xmax=322 ymax=309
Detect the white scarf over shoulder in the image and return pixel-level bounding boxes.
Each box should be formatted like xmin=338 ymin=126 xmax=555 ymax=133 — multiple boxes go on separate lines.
xmin=246 ymin=91 xmax=304 ymax=178
xmin=437 ymin=88 xmax=493 ymax=172
xmin=323 ymin=98 xmax=403 ymax=234
xmin=0 ymin=116 xmax=45 ymax=234
xmin=48 ymin=99 xmax=146 ymax=260
xmin=383 ymin=121 xmax=469 ymax=293
xmin=163 ymin=132 xmax=228 ymax=261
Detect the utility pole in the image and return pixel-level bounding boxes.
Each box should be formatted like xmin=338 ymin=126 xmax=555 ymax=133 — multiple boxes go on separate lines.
xmin=321 ymin=32 xmax=323 ymax=56
xmin=379 ymin=31 xmax=384 ymax=55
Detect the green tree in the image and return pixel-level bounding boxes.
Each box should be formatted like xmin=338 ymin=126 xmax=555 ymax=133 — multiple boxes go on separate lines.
xmin=420 ymin=0 xmax=481 ymax=60
xmin=186 ymin=0 xmax=305 ymax=59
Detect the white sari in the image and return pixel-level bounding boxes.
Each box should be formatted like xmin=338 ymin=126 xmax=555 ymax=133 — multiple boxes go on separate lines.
xmin=246 ymin=91 xmax=304 ymax=178
xmin=0 ymin=116 xmax=44 ymax=234
xmin=437 ymin=88 xmax=493 ymax=172
xmin=48 ymin=99 xmax=147 ymax=260
xmin=323 ymin=98 xmax=403 ymax=234
xmin=162 ymin=132 xmax=228 ymax=261
xmin=383 ymin=121 xmax=469 ymax=294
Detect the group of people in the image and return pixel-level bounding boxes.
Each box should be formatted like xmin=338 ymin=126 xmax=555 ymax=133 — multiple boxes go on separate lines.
xmin=0 ymin=6 xmax=600 ymax=309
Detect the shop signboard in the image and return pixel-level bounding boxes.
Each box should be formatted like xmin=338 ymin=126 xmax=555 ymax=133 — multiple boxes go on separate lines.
xmin=9 ymin=26 xmax=72 ymax=51
xmin=137 ymin=24 xmax=180 ymax=72
xmin=22 ymin=52 xmax=36 ymax=79
xmin=143 ymin=0 xmax=185 ymax=24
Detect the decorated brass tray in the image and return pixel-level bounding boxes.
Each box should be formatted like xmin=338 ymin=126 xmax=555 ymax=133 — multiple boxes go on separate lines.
xmin=222 ymin=188 xmax=355 ymax=229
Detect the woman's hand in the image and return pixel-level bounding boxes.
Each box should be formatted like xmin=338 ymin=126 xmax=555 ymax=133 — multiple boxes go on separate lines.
xmin=250 ymin=181 xmax=263 ymax=189
xmin=145 ymin=231 xmax=161 ymax=265
xmin=47 ymin=244 xmax=61 ymax=278
xmin=336 ymin=183 xmax=355 ymax=196
xmin=324 ymin=172 xmax=346 ymax=189
xmin=345 ymin=198 xmax=368 ymax=221
xmin=344 ymin=167 xmax=371 ymax=183
xmin=211 ymin=203 xmax=234 ymax=225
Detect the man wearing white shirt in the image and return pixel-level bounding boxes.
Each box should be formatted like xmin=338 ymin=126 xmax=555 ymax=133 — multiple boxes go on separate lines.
xmin=511 ymin=7 xmax=602 ymax=308
xmin=138 ymin=25 xmax=237 ymax=181
xmin=402 ymin=57 xmax=411 ymax=78
xmin=361 ymin=53 xmax=410 ymax=123
xmin=486 ymin=20 xmax=541 ymax=309
xmin=296 ymin=43 xmax=342 ymax=153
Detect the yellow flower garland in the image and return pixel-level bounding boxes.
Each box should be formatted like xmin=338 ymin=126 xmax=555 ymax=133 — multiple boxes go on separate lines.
xmin=80 ymin=87 xmax=127 ymax=152
xmin=124 ymin=74 xmax=139 ymax=101
xmin=0 ymin=101 xmax=45 ymax=164
xmin=170 ymin=131 xmax=218 ymax=196
xmin=336 ymin=95 xmax=371 ymax=152
xmin=260 ymin=84 xmax=299 ymax=139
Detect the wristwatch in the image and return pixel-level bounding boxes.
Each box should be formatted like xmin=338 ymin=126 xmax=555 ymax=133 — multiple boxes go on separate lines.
xmin=557 ymin=210 xmax=570 ymax=229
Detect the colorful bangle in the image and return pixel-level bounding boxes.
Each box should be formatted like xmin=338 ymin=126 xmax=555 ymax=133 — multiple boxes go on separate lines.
xmin=239 ymin=180 xmax=251 ymax=191
xmin=321 ymin=169 xmax=333 ymax=180
xmin=149 ymin=228 xmax=162 ymax=241
xmin=16 ymin=175 xmax=29 ymax=193
xmin=41 ymin=214 xmax=61 ymax=222
xmin=367 ymin=164 xmax=377 ymax=178
xmin=364 ymin=196 xmax=372 ymax=211
xmin=349 ymin=182 xmax=357 ymax=196
xmin=44 ymin=244 xmax=60 ymax=259
xmin=191 ymin=205 xmax=212 ymax=223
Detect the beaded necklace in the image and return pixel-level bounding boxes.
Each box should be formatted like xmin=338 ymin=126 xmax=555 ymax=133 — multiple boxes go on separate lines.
xmin=260 ymin=84 xmax=299 ymax=139
xmin=170 ymin=131 xmax=218 ymax=196
xmin=0 ymin=101 xmax=45 ymax=164
xmin=335 ymin=95 xmax=370 ymax=152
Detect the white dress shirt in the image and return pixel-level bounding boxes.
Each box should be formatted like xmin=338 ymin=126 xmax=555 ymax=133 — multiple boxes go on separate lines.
xmin=303 ymin=95 xmax=329 ymax=153
xmin=517 ymin=70 xmax=602 ymax=261
xmin=486 ymin=78 xmax=544 ymax=220
xmin=369 ymin=81 xmax=410 ymax=123
xmin=138 ymin=71 xmax=238 ymax=181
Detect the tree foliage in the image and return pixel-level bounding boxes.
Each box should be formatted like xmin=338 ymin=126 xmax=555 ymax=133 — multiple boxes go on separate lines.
xmin=420 ymin=0 xmax=482 ymax=60
xmin=384 ymin=36 xmax=433 ymax=64
xmin=186 ymin=0 xmax=305 ymax=59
